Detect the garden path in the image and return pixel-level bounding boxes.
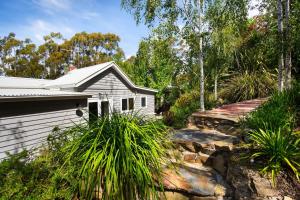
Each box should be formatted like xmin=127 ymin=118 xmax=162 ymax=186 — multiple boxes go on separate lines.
xmin=161 ymin=98 xmax=283 ymax=200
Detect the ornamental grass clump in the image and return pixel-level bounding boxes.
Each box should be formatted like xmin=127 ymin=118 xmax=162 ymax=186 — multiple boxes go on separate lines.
xmin=63 ymin=113 xmax=171 ymax=200
xmin=249 ymin=128 xmax=300 ymax=185
xmin=220 ymin=70 xmax=277 ymax=103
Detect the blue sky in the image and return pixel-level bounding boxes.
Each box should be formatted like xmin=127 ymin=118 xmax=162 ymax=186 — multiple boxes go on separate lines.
xmin=0 ymin=0 xmax=150 ymax=57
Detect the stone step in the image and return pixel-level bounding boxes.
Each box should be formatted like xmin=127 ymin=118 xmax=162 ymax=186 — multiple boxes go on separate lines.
xmin=161 ymin=162 xmax=232 ymax=199
xmin=187 ymin=115 xmax=241 ymax=136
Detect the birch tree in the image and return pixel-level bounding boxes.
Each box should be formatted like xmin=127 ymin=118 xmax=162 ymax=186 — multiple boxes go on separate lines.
xmin=277 ymin=0 xmax=284 ymax=91
xmin=284 ymin=0 xmax=291 ymax=89
xmin=121 ymin=0 xmax=208 ymax=111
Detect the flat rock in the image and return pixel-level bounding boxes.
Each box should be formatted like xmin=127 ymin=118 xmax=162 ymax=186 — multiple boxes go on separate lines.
xmin=173 ymin=129 xmax=238 ymax=153
xmin=162 ymin=162 xmax=228 ymax=197
xmin=252 ymin=174 xmax=280 ymax=197
xmin=159 ymin=191 xmax=189 ymax=200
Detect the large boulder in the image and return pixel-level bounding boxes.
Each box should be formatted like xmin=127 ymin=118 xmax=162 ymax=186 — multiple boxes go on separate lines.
xmin=162 ymin=162 xmax=230 ymax=198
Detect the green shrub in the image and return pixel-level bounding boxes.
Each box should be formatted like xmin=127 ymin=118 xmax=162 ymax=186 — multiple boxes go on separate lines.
xmin=244 ymin=85 xmax=299 ymax=131
xmin=0 ymin=132 xmax=78 ymax=199
xmin=249 ymin=128 xmax=300 ymax=185
xmin=63 ymin=113 xmax=171 ymax=200
xmin=220 ymin=70 xmax=277 ymax=103
xmin=0 ymin=114 xmax=170 ymax=200
xmin=165 ymin=90 xmax=216 ymax=128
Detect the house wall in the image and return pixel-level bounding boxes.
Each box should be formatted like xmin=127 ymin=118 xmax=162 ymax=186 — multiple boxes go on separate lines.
xmin=76 ymin=68 xmax=156 ymax=115
xmin=0 ymin=98 xmax=87 ymax=159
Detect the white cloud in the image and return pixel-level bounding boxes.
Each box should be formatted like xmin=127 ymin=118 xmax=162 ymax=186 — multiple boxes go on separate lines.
xmin=32 ymin=0 xmax=71 ymax=14
xmin=80 ymin=11 xmax=100 ymax=20
xmin=28 ymin=19 xmax=74 ymax=43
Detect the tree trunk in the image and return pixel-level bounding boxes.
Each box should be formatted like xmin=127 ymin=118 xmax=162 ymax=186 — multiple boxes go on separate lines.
xmin=277 ymin=0 xmax=284 ymax=91
xmin=284 ymin=0 xmax=292 ymax=89
xmin=214 ymin=73 xmax=218 ymax=101
xmin=199 ymin=2 xmax=205 ymax=111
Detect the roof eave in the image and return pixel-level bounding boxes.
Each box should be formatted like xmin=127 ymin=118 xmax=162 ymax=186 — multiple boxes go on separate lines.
xmin=0 ymin=94 xmax=92 ymax=103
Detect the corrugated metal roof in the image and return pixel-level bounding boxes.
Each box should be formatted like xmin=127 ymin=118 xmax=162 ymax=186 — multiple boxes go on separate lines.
xmin=0 ymin=61 xmax=157 ymax=94
xmin=0 ymin=77 xmax=52 ymax=88
xmin=45 ymin=62 xmax=113 ymax=87
xmin=45 ymin=61 xmax=157 ymax=93
xmin=0 ymin=88 xmax=90 ymax=97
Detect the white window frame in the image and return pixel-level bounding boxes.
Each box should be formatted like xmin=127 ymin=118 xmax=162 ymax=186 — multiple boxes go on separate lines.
xmin=141 ymin=96 xmax=147 ymax=108
xmin=120 ymin=96 xmax=135 ymax=113
xmin=99 ymin=97 xmax=113 ymax=117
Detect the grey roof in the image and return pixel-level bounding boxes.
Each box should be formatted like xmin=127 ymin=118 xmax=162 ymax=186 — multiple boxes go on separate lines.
xmin=45 ymin=62 xmax=113 ymax=88
xmin=45 ymin=61 xmax=158 ymax=93
xmin=0 ymin=77 xmax=51 ymax=89
xmin=0 ymin=61 xmax=157 ymax=100
xmin=0 ymin=77 xmax=91 ymax=100
xmin=0 ymin=88 xmax=90 ymax=97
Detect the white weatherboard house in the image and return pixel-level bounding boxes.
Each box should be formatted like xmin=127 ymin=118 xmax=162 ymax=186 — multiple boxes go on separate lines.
xmin=0 ymin=61 xmax=157 ymax=159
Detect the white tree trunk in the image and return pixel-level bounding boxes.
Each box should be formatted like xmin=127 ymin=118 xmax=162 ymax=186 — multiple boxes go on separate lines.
xmin=214 ymin=74 xmax=218 ymax=101
xmin=277 ymin=0 xmax=284 ymax=91
xmin=199 ymin=1 xmax=205 ymax=111
xmin=284 ymin=0 xmax=292 ymax=89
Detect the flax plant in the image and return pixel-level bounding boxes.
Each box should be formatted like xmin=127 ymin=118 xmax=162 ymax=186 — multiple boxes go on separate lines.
xmin=63 ymin=113 xmax=171 ymax=200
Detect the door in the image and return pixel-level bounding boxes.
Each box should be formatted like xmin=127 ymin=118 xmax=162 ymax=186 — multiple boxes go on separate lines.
xmin=89 ymin=102 xmax=98 ymax=122
xmin=101 ymin=101 xmax=109 ymax=117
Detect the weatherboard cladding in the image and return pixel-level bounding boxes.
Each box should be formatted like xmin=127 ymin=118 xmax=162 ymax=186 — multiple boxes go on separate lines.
xmin=77 ymin=67 xmax=155 ymax=114
xmin=0 ymin=99 xmax=88 ymax=159
xmin=0 ymin=61 xmax=156 ymax=159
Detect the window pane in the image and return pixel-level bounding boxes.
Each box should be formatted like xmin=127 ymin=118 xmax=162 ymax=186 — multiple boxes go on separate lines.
xmin=129 ymin=98 xmax=134 ymax=110
xmin=122 ymin=99 xmax=127 ymax=111
xmin=141 ymin=97 xmax=146 ymax=107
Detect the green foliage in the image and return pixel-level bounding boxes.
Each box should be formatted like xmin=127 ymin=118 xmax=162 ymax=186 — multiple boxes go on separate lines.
xmin=249 ymin=128 xmax=300 ymax=185
xmin=245 ymin=85 xmax=300 ymax=185
xmin=165 ymin=91 xmax=216 ymax=128
xmin=0 ymin=130 xmax=79 ymax=199
xmin=0 ymin=114 xmax=170 ymax=200
xmin=220 ymin=70 xmax=277 ymax=103
xmin=0 ymin=32 xmax=125 ymax=79
xmin=244 ymin=85 xmax=299 ymax=132
xmin=63 ymin=113 xmax=171 ymax=200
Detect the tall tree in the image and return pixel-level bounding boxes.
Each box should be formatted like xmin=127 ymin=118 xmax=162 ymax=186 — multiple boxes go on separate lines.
xmin=121 ymin=0 xmax=211 ymax=111
xmin=277 ymin=0 xmax=284 ymax=91
xmin=284 ymin=0 xmax=291 ymax=89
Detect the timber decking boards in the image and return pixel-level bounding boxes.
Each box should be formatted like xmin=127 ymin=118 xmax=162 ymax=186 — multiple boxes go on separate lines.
xmin=192 ymin=98 xmax=267 ymax=123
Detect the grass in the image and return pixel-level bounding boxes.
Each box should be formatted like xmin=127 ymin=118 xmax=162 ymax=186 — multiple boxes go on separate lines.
xmin=243 ymin=85 xmax=299 ymax=132
xmin=220 ymin=70 xmax=277 ymax=103
xmin=63 ymin=113 xmax=171 ymax=200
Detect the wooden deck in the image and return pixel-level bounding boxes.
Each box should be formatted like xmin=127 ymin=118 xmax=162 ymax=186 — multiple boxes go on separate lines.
xmin=192 ymin=98 xmax=267 ymax=123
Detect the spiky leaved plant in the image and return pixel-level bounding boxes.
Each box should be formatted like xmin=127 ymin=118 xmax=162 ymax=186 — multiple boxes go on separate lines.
xmin=63 ymin=113 xmax=171 ymax=200
xmin=249 ymin=128 xmax=300 ymax=185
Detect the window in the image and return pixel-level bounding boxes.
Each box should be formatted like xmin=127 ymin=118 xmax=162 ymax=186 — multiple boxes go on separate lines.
xmin=129 ymin=98 xmax=134 ymax=110
xmin=141 ymin=97 xmax=146 ymax=107
xmin=122 ymin=98 xmax=127 ymax=111
xmin=122 ymin=98 xmax=135 ymax=111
